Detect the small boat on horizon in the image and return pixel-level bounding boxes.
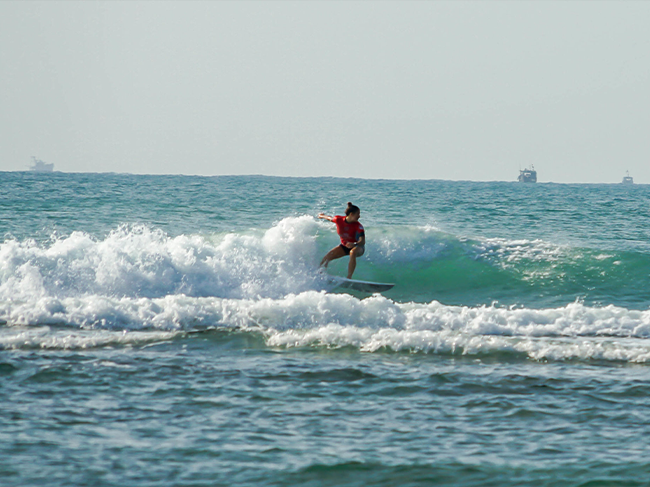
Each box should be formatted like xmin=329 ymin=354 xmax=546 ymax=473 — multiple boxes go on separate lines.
xmin=29 ymin=157 xmax=54 ymax=172
xmin=518 ymin=165 xmax=537 ymax=183
xmin=622 ymin=171 xmax=634 ymax=184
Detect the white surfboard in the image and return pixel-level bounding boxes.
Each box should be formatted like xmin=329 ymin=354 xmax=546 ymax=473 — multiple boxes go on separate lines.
xmin=326 ymin=275 xmax=394 ymax=293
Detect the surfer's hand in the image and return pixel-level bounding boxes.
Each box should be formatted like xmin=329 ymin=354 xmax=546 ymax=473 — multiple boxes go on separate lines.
xmin=345 ymin=242 xmax=355 ymax=249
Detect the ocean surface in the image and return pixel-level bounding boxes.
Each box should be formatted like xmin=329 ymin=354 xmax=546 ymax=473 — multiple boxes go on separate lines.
xmin=2 ymin=172 xmax=650 ymax=486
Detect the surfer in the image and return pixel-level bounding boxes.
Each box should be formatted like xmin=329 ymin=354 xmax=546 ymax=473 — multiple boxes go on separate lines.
xmin=319 ymin=202 xmax=365 ymax=279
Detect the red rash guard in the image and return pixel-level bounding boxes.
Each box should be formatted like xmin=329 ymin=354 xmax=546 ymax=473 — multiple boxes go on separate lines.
xmin=332 ymin=215 xmax=365 ymax=246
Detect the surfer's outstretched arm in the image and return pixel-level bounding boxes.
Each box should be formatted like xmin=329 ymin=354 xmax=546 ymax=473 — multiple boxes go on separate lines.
xmin=318 ymin=213 xmax=334 ymax=222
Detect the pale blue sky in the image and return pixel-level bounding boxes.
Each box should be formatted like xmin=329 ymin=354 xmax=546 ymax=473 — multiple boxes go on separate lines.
xmin=1 ymin=1 xmax=649 ymax=182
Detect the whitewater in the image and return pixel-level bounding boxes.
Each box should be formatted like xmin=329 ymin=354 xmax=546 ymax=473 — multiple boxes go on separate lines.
xmin=3 ymin=172 xmax=650 ymax=486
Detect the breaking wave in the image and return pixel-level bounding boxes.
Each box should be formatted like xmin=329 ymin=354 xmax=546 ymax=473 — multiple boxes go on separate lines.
xmin=2 ymin=216 xmax=650 ymax=362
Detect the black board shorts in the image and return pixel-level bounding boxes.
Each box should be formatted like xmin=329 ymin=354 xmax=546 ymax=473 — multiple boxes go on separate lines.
xmin=339 ymin=244 xmax=365 ymax=257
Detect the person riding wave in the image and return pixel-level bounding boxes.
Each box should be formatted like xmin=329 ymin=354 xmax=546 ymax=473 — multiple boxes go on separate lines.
xmin=318 ymin=202 xmax=365 ymax=279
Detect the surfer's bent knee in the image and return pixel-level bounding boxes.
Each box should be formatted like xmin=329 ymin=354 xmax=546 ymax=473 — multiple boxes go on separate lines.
xmin=351 ymin=245 xmax=365 ymax=257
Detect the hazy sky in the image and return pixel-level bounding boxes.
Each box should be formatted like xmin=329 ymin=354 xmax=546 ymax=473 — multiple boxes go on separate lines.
xmin=1 ymin=1 xmax=649 ymax=182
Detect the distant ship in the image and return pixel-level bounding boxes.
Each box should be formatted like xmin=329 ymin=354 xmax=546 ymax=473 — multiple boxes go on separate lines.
xmin=518 ymin=165 xmax=537 ymax=183
xmin=622 ymin=171 xmax=634 ymax=184
xmin=29 ymin=157 xmax=54 ymax=172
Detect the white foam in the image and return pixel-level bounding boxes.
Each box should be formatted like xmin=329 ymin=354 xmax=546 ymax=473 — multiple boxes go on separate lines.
xmin=2 ymin=290 xmax=650 ymax=361
xmin=0 ymin=217 xmax=324 ymax=302
xmin=472 ymin=237 xmax=568 ymax=266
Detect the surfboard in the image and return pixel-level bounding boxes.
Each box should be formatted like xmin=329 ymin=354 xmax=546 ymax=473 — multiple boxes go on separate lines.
xmin=326 ymin=275 xmax=394 ymax=293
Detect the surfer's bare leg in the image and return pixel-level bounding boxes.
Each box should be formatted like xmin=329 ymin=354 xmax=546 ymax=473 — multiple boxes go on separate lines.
xmin=320 ymin=246 xmax=346 ymax=268
xmin=347 ymin=247 xmax=359 ymax=279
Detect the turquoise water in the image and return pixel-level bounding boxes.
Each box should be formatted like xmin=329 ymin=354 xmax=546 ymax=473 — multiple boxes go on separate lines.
xmin=2 ymin=172 xmax=650 ymax=486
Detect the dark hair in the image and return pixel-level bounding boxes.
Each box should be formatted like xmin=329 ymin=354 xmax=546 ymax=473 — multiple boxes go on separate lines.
xmin=345 ymin=202 xmax=360 ymax=216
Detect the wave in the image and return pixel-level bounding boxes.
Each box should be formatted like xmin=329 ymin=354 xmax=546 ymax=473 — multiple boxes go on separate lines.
xmin=1 ymin=216 xmax=649 ymax=307
xmin=2 ymin=216 xmax=650 ymax=362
